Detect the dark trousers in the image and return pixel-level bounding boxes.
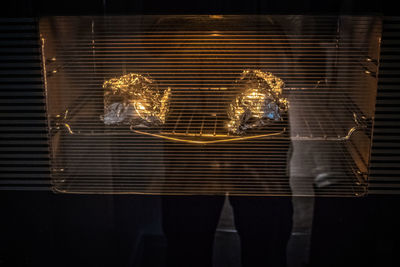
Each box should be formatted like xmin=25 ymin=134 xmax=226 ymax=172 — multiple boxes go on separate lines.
xmin=162 ymin=195 xmax=293 ymax=267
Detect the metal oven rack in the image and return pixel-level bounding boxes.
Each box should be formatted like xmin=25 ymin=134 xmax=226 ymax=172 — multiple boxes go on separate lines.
xmin=53 ymin=89 xmax=371 ymax=143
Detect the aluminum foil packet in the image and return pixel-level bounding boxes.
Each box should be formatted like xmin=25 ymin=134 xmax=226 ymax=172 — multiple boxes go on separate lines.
xmin=100 ymin=73 xmax=171 ymax=127
xmin=226 ymin=69 xmax=289 ymax=134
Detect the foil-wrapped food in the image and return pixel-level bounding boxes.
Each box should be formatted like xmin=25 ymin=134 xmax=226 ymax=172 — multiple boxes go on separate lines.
xmin=101 ymin=73 xmax=171 ymax=127
xmin=226 ymin=69 xmax=289 ymax=134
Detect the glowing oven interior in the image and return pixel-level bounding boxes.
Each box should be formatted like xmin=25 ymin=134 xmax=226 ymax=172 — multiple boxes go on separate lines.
xmin=40 ymin=15 xmax=381 ymax=196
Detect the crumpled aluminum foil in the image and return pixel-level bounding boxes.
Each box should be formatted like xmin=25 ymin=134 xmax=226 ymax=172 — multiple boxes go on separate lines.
xmin=226 ymin=69 xmax=289 ymax=134
xmin=100 ymin=73 xmax=171 ymax=127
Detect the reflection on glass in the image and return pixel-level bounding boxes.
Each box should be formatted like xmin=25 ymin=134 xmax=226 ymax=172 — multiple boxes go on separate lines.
xmin=37 ymin=14 xmax=382 ymax=267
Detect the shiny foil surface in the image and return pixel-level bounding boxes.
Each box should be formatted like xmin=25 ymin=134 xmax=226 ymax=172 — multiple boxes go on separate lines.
xmin=226 ymin=70 xmax=289 ymax=134
xmin=101 ymin=73 xmax=171 ymax=127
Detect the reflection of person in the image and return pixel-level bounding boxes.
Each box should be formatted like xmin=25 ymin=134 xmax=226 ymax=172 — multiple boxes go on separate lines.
xmin=308 ymin=17 xmax=381 ymax=267
xmin=155 ymin=16 xmax=293 ymax=267
xmin=161 ymin=84 xmax=292 ymax=267
xmin=162 ymin=132 xmax=292 ymax=267
xmin=162 ymin=195 xmax=292 ymax=267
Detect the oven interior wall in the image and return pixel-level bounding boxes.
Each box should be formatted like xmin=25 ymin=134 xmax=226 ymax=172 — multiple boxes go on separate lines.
xmin=40 ymin=15 xmax=381 ymax=196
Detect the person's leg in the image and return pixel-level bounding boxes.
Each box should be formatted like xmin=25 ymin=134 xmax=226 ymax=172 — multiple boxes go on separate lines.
xmin=162 ymin=195 xmax=225 ymax=267
xmin=230 ymin=196 xmax=293 ymax=267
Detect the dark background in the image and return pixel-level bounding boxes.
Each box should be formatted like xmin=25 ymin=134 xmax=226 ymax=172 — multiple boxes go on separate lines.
xmin=1 ymin=1 xmax=400 ymax=267
xmin=0 ymin=0 xmax=393 ymax=16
